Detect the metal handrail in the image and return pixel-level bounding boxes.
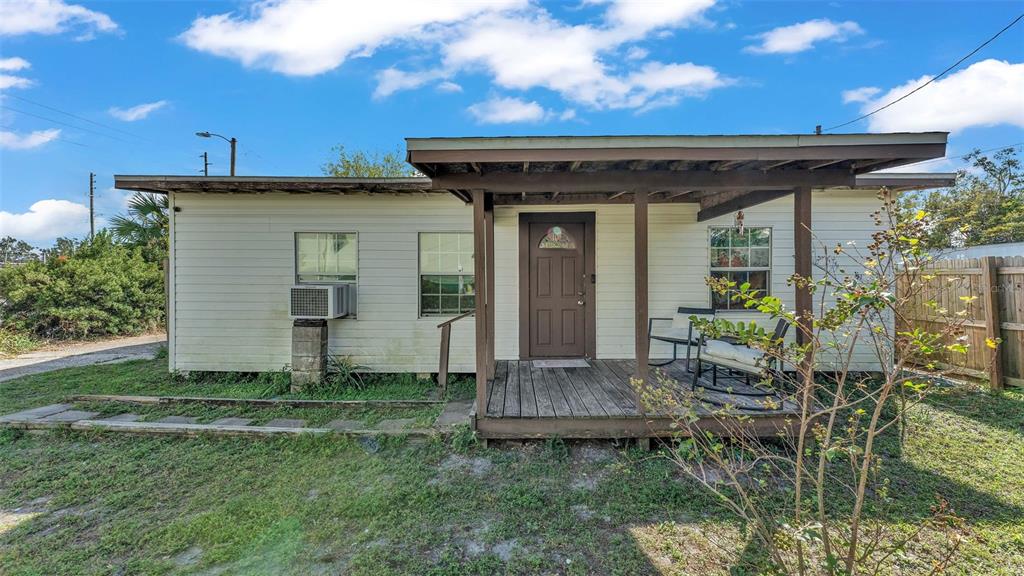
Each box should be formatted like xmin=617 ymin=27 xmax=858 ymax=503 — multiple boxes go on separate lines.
xmin=436 ymin=311 xmax=475 ymax=396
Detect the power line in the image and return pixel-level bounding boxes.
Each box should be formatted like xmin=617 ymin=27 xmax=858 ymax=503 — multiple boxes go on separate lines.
xmin=824 ymin=12 xmax=1024 ymax=132
xmin=1 ymin=104 xmax=138 ymax=144
xmin=2 ymin=93 xmax=154 ymax=143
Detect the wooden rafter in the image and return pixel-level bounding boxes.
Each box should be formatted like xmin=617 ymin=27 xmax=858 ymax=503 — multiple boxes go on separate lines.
xmin=761 ymin=159 xmax=795 ymax=171
xmin=696 ymin=189 xmax=793 ymax=222
xmin=432 ymin=169 xmax=854 ymax=193
xmin=808 ymin=159 xmax=843 ymax=170
xmin=609 ymin=191 xmax=629 ymax=200
xmin=569 ymin=160 xmax=582 ymax=172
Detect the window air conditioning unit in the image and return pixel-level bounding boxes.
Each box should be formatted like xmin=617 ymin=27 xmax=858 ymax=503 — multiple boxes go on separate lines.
xmin=289 ymin=285 xmax=353 ymax=319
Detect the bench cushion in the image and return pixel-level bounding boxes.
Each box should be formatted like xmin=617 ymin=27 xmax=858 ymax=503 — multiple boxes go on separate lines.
xmin=701 ymin=340 xmax=766 ymax=369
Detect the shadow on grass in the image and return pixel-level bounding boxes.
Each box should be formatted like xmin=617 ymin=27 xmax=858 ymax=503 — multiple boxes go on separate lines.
xmin=918 ymin=384 xmax=1024 ymax=438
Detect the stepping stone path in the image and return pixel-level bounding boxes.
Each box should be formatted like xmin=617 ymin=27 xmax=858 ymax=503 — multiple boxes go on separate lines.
xmin=0 ymin=404 xmax=74 ymax=423
xmin=263 ymin=418 xmax=306 ymax=428
xmin=434 ymin=399 xmax=473 ymax=429
xmin=326 ymin=419 xmax=365 ymax=431
xmin=99 ymin=413 xmax=141 ymax=422
xmin=40 ymin=410 xmax=99 ymax=422
xmin=377 ymin=418 xmax=417 ymax=431
xmin=210 ymin=417 xmax=252 ymax=426
xmin=0 ymin=399 xmax=469 ymax=440
xmin=156 ymin=416 xmax=198 ymax=424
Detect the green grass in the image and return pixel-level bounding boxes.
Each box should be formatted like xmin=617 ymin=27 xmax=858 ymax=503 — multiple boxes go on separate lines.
xmin=1 ymin=357 xmax=1022 ymax=575
xmin=0 ymin=327 xmax=41 ymax=358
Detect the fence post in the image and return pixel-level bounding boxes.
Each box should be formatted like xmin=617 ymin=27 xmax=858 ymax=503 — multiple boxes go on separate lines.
xmin=980 ymin=256 xmax=1004 ymax=391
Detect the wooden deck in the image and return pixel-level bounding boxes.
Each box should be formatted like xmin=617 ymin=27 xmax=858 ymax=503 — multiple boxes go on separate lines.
xmin=476 ymin=359 xmax=801 ymax=439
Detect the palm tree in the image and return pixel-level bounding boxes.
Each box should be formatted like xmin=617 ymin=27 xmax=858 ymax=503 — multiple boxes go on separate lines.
xmin=109 ymin=192 xmax=168 ymax=250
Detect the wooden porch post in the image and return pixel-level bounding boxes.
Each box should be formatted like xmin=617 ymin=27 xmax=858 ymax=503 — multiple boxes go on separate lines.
xmin=472 ymin=190 xmax=488 ymax=416
xmin=794 ymin=187 xmax=813 ymax=346
xmin=635 ymin=190 xmax=650 ymax=386
xmin=485 ymin=194 xmax=496 ymax=380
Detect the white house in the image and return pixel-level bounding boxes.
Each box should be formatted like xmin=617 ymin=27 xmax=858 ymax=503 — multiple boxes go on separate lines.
xmin=116 ymin=133 xmax=953 ymax=440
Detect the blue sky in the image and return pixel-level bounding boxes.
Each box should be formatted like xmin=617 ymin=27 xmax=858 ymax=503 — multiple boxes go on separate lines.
xmin=1 ymin=0 xmax=1022 ymax=246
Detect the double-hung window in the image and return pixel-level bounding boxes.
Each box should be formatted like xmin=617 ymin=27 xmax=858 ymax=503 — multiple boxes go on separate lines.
xmin=419 ymin=232 xmax=475 ymax=316
xmin=709 ymin=227 xmax=771 ymax=310
xmin=295 ymin=232 xmax=357 ymax=283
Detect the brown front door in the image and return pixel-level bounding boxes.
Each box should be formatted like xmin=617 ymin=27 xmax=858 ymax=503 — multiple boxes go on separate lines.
xmin=521 ymin=213 xmax=595 ymax=358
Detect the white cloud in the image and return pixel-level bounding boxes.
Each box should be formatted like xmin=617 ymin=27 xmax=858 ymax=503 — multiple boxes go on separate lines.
xmin=841 ymin=86 xmax=880 ymax=104
xmin=0 ymin=57 xmax=30 ymax=71
xmin=854 ymin=59 xmax=1024 ymax=134
xmin=603 ymin=0 xmax=714 ymax=34
xmin=559 ymin=108 xmax=577 ymax=121
xmin=0 ymin=57 xmax=33 ymax=90
xmin=107 ymin=100 xmax=168 ymax=122
xmin=0 ymin=129 xmax=61 ymax=149
xmin=180 ymin=0 xmax=524 ymax=77
xmin=0 ymin=199 xmax=88 ymax=242
xmin=374 ymin=68 xmax=445 ymax=98
xmin=467 ymin=96 xmax=547 ymax=124
xmin=0 ymin=0 xmax=118 ymax=39
xmin=436 ymin=80 xmax=462 ymax=93
xmin=180 ymin=0 xmax=729 ymax=113
xmin=0 ymin=74 xmax=34 ymax=90
xmin=625 ymin=46 xmax=648 ymax=60
xmin=745 ymin=19 xmax=862 ymax=54
xmin=436 ymin=4 xmax=729 ymax=110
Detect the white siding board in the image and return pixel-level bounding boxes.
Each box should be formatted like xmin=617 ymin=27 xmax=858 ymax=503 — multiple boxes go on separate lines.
xmin=171 ymin=189 xmax=888 ymax=373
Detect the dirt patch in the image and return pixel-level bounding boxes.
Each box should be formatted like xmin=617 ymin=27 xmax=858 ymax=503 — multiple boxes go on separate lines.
xmin=570 ymin=467 xmax=608 ymax=491
xmin=437 ymin=454 xmax=493 ymax=477
xmin=572 ymin=442 xmax=617 ymax=464
xmin=172 ymin=546 xmax=203 ymax=567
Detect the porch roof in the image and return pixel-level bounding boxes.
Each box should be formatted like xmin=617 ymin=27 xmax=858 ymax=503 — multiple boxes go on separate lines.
xmin=406 ymin=132 xmax=949 ymax=184
xmin=113 ymin=172 xmax=954 ymax=196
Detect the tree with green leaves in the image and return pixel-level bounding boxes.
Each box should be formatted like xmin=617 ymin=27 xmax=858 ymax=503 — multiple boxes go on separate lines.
xmin=0 ymin=237 xmax=38 ymax=265
xmin=321 ymin=145 xmax=420 ymax=178
xmin=108 ymin=192 xmax=168 ymax=260
xmin=903 ymin=147 xmax=1023 ymax=249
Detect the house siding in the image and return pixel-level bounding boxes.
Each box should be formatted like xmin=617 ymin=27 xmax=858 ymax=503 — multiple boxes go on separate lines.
xmin=170 ymin=190 xmax=883 ymax=374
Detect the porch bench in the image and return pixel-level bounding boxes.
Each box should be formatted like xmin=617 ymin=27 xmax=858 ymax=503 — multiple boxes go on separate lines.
xmin=694 ymin=318 xmax=791 ymax=396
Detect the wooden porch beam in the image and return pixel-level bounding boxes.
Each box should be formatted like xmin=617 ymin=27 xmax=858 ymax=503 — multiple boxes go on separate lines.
xmin=635 ymin=189 xmax=650 ymax=393
xmin=696 ymin=189 xmax=793 ymax=222
xmin=794 ymin=187 xmax=812 ymax=346
xmin=485 ymin=193 xmax=496 ymax=381
xmin=472 ymin=190 xmax=488 ymax=416
xmin=432 ymin=169 xmax=854 ymax=193
xmin=491 ymin=192 xmax=699 ymax=206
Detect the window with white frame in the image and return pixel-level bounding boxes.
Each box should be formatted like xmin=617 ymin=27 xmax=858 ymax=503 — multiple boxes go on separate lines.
xmin=295 ymin=232 xmax=357 ymax=283
xmin=419 ymin=232 xmax=475 ymax=316
xmin=709 ymin=227 xmax=771 ymax=310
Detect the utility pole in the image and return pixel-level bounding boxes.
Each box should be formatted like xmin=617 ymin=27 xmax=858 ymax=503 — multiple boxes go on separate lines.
xmin=89 ymin=172 xmax=95 ymax=240
xmin=200 ymin=152 xmax=210 ymax=176
xmin=229 ymin=137 xmax=236 ymax=176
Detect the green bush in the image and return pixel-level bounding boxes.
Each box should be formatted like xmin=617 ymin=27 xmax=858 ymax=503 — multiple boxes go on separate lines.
xmin=0 ymin=233 xmax=164 ymax=339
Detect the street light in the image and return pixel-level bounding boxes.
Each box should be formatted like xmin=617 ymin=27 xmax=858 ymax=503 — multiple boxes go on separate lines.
xmin=195 ymin=131 xmax=236 ymax=176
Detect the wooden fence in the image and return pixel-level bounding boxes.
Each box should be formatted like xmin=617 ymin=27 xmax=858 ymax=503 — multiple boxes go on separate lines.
xmin=898 ymin=256 xmax=1024 ymax=390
